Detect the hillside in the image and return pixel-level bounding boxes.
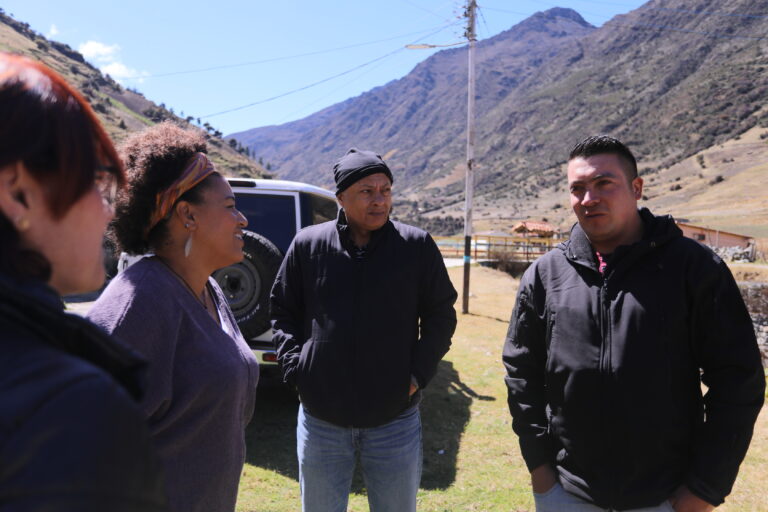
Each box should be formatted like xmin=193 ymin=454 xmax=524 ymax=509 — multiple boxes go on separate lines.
xmin=0 ymin=10 xmax=267 ymax=178
xmin=231 ymin=0 xmax=768 ymax=237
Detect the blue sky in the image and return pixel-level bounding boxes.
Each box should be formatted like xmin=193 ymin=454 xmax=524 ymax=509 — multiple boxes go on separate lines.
xmin=2 ymin=0 xmax=645 ymax=135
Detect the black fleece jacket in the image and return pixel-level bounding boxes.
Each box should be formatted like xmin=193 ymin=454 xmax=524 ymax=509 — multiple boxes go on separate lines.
xmin=271 ymin=210 xmax=457 ymax=428
xmin=0 ymin=273 xmax=168 ymax=511
xmin=503 ymin=208 xmax=764 ymax=510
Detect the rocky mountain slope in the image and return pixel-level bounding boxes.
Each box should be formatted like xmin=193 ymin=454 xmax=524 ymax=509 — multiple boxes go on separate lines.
xmin=232 ymin=0 xmax=768 ymax=237
xmin=0 ymin=10 xmax=267 ymax=178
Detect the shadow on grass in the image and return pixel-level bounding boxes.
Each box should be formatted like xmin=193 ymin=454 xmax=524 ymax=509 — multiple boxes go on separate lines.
xmin=244 ymin=360 xmax=493 ymax=492
xmin=467 ymin=312 xmax=510 ymax=324
xmin=421 ymin=359 xmax=495 ymax=490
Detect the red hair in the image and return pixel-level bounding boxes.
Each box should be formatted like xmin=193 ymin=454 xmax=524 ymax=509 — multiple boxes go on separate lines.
xmin=0 ymin=53 xmax=125 ymax=278
xmin=0 ymin=53 xmax=125 ymax=217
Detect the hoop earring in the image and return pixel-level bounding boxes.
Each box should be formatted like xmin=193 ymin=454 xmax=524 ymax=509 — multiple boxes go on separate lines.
xmin=184 ymin=232 xmax=193 ymax=258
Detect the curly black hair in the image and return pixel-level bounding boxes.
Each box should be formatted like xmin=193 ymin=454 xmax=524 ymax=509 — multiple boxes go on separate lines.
xmin=111 ymin=122 xmax=219 ymax=254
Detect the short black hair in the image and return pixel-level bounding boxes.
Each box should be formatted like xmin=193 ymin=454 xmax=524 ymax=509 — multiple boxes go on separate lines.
xmin=568 ymin=135 xmax=638 ymax=181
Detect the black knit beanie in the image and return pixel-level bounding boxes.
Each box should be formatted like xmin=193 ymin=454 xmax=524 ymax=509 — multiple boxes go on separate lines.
xmin=333 ymin=148 xmax=393 ymax=194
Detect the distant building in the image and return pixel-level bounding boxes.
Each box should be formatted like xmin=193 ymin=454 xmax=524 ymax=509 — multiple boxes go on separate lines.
xmin=676 ymin=222 xmax=753 ymax=249
xmin=511 ymin=220 xmax=556 ymax=238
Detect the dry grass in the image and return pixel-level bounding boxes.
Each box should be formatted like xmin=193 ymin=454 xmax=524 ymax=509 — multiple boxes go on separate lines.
xmin=236 ymin=265 xmax=767 ymax=512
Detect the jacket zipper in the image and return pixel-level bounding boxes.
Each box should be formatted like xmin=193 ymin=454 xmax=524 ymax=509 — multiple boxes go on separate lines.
xmin=599 ymin=274 xmax=615 ymax=508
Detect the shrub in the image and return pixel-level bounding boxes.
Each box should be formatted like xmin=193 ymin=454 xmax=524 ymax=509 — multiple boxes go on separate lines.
xmin=709 ymin=175 xmax=724 ymax=185
xmin=487 ymin=250 xmax=530 ymax=278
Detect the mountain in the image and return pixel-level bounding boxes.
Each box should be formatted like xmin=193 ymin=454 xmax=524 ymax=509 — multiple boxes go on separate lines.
xmin=231 ymin=0 xmax=768 ymax=237
xmin=232 ymin=7 xmax=594 ymax=189
xmin=0 ymin=10 xmax=267 ymax=178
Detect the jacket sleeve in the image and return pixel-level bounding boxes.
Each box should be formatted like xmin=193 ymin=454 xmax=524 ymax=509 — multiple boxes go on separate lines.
xmin=270 ymin=238 xmax=305 ymax=388
xmin=411 ymin=234 xmax=458 ymax=389
xmin=686 ymin=257 xmax=765 ymax=506
xmin=0 ymin=375 xmax=168 ymax=512
xmin=502 ymin=267 xmax=556 ymax=472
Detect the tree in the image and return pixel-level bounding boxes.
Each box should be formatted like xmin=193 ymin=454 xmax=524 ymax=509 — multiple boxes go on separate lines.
xmin=229 ymin=139 xmax=238 ymax=149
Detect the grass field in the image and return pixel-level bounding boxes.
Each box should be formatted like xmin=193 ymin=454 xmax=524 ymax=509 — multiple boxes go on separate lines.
xmin=236 ymin=265 xmax=767 ymax=512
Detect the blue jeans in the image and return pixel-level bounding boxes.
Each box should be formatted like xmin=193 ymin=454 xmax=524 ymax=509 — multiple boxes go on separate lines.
xmin=297 ymin=404 xmax=422 ymax=512
xmin=534 ymin=483 xmax=675 ymax=512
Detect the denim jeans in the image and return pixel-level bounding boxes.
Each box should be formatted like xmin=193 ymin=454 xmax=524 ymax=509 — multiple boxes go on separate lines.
xmin=534 ymin=483 xmax=676 ymax=512
xmin=297 ymin=403 xmax=422 ymax=512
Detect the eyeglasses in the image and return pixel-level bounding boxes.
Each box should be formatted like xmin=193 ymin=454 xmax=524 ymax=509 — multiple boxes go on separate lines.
xmin=95 ymin=167 xmax=119 ymax=206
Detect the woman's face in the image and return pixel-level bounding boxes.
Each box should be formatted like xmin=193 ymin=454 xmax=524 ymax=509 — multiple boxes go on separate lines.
xmin=21 ymin=167 xmax=115 ymax=295
xmin=191 ymin=174 xmax=248 ymax=270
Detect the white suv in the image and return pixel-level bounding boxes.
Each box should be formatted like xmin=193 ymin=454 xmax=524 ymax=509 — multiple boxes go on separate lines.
xmin=214 ymin=178 xmax=338 ymax=374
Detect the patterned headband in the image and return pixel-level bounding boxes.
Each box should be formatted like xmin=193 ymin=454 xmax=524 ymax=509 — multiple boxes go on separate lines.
xmin=144 ymin=152 xmax=215 ymax=239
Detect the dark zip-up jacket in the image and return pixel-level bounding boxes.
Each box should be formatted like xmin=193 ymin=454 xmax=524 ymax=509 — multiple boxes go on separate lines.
xmin=0 ymin=273 xmax=168 ymax=511
xmin=271 ymin=210 xmax=457 ymax=428
xmin=503 ymin=208 xmax=764 ymax=510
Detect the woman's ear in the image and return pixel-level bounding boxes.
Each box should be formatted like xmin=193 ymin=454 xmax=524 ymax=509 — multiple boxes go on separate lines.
xmin=0 ymin=162 xmax=33 ymax=230
xmin=173 ymin=200 xmax=197 ymax=230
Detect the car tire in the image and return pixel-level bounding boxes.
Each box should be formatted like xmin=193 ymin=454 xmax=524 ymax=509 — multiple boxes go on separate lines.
xmin=213 ymin=230 xmax=283 ymax=339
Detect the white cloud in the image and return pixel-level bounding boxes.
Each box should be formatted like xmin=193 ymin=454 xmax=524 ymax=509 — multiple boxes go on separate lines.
xmin=101 ymin=62 xmax=149 ymax=83
xmin=77 ymin=40 xmax=148 ymax=84
xmin=78 ymin=40 xmax=121 ymax=63
xmin=47 ymin=24 xmax=59 ymax=38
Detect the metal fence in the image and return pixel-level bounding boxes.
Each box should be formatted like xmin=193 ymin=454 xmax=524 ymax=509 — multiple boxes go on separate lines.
xmin=434 ymin=235 xmax=556 ymax=262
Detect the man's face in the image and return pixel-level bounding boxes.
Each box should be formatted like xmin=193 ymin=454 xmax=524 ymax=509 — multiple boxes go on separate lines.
xmin=337 ymin=173 xmax=392 ymax=233
xmin=567 ymin=153 xmax=643 ymax=250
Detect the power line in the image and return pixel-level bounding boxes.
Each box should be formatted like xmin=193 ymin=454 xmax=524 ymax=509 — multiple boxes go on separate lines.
xmin=120 ymin=22 xmax=460 ymax=80
xmin=277 ymin=54 xmax=393 ymax=123
xmin=398 ymin=0 xmax=458 ymax=24
xmin=201 ymin=21 xmax=462 ymax=119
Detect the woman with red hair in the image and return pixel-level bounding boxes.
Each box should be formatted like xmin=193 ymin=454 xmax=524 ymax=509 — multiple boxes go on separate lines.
xmin=0 ymin=53 xmax=167 ymax=511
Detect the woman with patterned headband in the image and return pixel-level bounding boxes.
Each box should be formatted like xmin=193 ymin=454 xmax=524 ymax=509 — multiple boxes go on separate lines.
xmin=87 ymin=122 xmax=259 ymax=512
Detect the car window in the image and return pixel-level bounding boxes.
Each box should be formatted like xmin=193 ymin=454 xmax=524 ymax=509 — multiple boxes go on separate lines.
xmin=235 ymin=193 xmax=297 ymax=254
xmin=300 ymin=192 xmax=338 ymax=227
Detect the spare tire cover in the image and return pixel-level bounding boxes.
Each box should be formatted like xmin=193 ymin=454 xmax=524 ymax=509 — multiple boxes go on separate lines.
xmin=213 ymin=230 xmax=283 ymax=339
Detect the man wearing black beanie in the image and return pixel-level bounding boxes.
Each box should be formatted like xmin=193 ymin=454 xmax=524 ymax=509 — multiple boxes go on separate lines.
xmin=271 ymin=148 xmax=458 ymax=512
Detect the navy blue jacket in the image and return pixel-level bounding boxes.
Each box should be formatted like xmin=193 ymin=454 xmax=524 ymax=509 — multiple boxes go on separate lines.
xmin=503 ymin=209 xmax=764 ymax=509
xmin=0 ymin=273 xmax=168 ymax=512
xmin=271 ymin=211 xmax=457 ymax=427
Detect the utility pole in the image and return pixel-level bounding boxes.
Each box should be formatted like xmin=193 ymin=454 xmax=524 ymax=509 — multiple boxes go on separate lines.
xmin=462 ymin=0 xmax=477 ymax=314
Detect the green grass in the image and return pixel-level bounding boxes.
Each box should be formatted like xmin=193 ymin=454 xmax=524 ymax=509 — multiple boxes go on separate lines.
xmin=236 ymin=265 xmax=768 ymax=512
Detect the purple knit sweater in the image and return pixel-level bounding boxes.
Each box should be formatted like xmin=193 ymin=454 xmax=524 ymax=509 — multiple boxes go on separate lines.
xmin=87 ymin=257 xmax=259 ymax=512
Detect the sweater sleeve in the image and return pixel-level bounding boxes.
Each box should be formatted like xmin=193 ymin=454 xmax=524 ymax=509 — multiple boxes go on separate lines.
xmin=502 ymin=267 xmax=556 ymax=472
xmin=0 ymin=375 xmax=168 ymax=512
xmin=87 ymin=276 xmax=180 ymax=423
xmin=686 ymin=257 xmax=765 ymax=506
xmin=411 ymin=234 xmax=458 ymax=389
xmin=270 ymin=238 xmax=305 ymax=388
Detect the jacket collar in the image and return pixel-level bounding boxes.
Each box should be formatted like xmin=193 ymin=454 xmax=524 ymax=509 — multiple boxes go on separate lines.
xmin=0 ymin=272 xmax=147 ymax=400
xmin=562 ymin=207 xmax=682 ymax=274
xmin=335 ymin=208 xmax=393 ymax=254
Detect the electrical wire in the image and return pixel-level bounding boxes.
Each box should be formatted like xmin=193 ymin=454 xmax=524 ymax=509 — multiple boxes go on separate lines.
xmin=201 ymin=20 xmax=462 ymax=119
xmin=119 ymin=22 xmax=461 ymax=80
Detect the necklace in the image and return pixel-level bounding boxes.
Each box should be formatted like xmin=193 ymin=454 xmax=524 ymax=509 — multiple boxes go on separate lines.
xmin=156 ymin=257 xmax=211 ymax=311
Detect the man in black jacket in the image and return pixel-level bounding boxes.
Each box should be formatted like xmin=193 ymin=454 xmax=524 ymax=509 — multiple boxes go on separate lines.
xmin=271 ymin=148 xmax=457 ymax=512
xmin=503 ymin=135 xmax=764 ymax=512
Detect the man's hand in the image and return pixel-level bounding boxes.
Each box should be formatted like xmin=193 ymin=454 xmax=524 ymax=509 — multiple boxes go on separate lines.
xmin=668 ymin=486 xmax=715 ymax=512
xmin=530 ymin=464 xmax=557 ymax=494
xmin=409 ymin=375 xmax=419 ymax=397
